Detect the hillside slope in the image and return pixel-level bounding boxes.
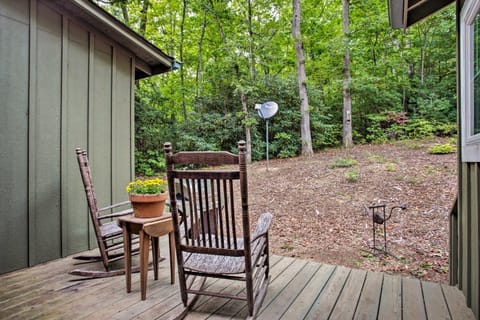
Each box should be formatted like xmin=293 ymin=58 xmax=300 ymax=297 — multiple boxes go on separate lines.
xmin=248 ymin=138 xmax=456 ymax=283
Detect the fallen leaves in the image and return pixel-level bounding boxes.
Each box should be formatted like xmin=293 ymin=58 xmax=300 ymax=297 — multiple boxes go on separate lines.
xmin=248 ymin=137 xmax=456 ymax=283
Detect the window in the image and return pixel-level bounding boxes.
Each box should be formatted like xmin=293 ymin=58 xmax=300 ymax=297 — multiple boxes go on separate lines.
xmin=474 ymin=14 xmax=480 ymax=134
xmin=461 ymin=0 xmax=480 ymax=161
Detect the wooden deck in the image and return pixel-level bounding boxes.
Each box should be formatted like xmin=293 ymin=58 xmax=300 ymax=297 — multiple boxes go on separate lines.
xmin=0 ymin=247 xmax=475 ymax=320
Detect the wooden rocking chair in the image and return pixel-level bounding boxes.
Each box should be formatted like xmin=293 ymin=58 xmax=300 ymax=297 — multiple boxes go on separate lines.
xmin=164 ymin=141 xmax=272 ymax=318
xmin=70 ymin=148 xmax=138 ymax=278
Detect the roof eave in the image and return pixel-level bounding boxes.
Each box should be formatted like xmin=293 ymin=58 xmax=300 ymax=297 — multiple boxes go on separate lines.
xmin=388 ymin=0 xmax=455 ymax=29
xmin=52 ymin=0 xmax=175 ymax=78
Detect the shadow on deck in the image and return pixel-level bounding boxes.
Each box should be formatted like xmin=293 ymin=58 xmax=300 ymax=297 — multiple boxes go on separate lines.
xmin=0 ymin=248 xmax=475 ymax=320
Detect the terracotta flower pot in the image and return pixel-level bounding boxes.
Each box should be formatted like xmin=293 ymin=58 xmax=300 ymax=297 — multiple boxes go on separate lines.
xmin=129 ymin=192 xmax=168 ymax=218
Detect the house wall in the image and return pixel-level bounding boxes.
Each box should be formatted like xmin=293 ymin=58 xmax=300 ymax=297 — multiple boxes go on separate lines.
xmin=451 ymin=0 xmax=480 ymax=318
xmin=453 ymin=163 xmax=480 ymax=319
xmin=0 ymin=0 xmax=135 ymax=274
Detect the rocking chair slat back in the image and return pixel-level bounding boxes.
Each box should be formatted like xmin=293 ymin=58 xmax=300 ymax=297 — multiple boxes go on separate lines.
xmin=74 ymin=148 xmax=134 ymax=274
xmin=167 ymin=152 xmax=245 ymax=257
xmin=164 ymin=141 xmax=272 ymax=318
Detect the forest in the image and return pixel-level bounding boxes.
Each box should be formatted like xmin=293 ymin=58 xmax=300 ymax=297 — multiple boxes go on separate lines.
xmin=95 ymin=0 xmax=457 ymax=175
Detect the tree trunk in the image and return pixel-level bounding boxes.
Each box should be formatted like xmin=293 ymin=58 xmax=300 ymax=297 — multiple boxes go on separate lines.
xmin=342 ymin=0 xmax=353 ymax=149
xmin=196 ymin=10 xmax=207 ymax=97
xmin=292 ymin=0 xmax=313 ymax=157
xmin=210 ymin=0 xmax=252 ymax=163
xmin=248 ymin=0 xmax=256 ymax=81
xmin=139 ymin=0 xmax=149 ymax=36
xmin=418 ymin=23 xmax=430 ymax=85
xmin=421 ymin=41 xmax=426 ymax=85
xmin=245 ymin=0 xmax=256 ymax=161
xmin=180 ymin=0 xmax=187 ymax=122
xmin=120 ymin=4 xmax=129 ymax=24
xmin=239 ymin=78 xmax=252 ymax=163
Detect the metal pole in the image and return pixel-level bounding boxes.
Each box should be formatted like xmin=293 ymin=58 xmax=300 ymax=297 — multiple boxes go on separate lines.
xmin=266 ymin=119 xmax=269 ymax=171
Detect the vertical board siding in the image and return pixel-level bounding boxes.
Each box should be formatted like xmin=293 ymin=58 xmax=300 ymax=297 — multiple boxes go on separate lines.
xmin=472 ymin=165 xmax=479 ymax=317
xmin=62 ymin=20 xmax=90 ymax=254
xmin=0 ymin=0 xmax=135 ymax=272
xmin=461 ymin=164 xmax=470 ymax=295
xmin=31 ymin=1 xmax=62 ymax=265
xmin=457 ymin=162 xmax=480 ymax=319
xmin=454 ymin=2 xmax=479 ymax=318
xmin=90 ymin=38 xmax=114 ymax=248
xmin=0 ymin=0 xmax=30 ymax=274
xmin=112 ymin=49 xmax=134 ymax=203
xmin=450 ymin=194 xmax=458 ymax=286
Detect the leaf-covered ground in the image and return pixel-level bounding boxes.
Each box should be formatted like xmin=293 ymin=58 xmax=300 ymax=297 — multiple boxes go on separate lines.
xmin=247 ymin=138 xmax=456 ymax=283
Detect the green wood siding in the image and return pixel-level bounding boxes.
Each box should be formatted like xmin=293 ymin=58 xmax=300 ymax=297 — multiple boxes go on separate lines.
xmin=112 ymin=48 xmax=134 ymax=204
xmin=471 ymin=165 xmax=479 ymax=317
xmin=62 ymin=20 xmax=89 ymax=255
xmin=452 ymin=2 xmax=480 ymax=318
xmin=30 ymin=0 xmax=63 ymax=265
xmin=0 ymin=0 xmax=135 ymax=273
xmin=90 ymin=39 xmax=114 ymax=247
xmin=455 ymin=162 xmax=480 ymax=319
xmin=0 ymin=0 xmax=30 ymax=274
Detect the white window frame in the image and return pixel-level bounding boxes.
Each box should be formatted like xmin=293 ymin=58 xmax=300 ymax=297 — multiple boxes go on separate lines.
xmin=461 ymin=0 xmax=480 ymax=162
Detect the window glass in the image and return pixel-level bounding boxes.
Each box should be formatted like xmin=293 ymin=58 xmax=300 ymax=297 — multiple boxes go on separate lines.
xmin=462 ymin=0 xmax=480 ymax=161
xmin=474 ymin=15 xmax=480 ymax=134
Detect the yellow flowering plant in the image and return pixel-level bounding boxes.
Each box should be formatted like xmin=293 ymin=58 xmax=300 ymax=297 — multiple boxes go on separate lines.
xmin=125 ymin=177 xmax=167 ymax=195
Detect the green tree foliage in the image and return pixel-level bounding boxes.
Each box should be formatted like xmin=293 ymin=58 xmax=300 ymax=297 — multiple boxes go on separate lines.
xmin=95 ymin=0 xmax=457 ymax=175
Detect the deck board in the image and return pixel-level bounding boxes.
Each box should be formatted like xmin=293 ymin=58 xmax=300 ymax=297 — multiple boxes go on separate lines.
xmin=206 ymin=256 xmax=293 ymax=320
xmin=258 ymin=261 xmax=319 ymax=318
xmin=378 ymin=274 xmax=402 ymax=320
xmin=354 ymin=271 xmax=384 ymax=320
xmin=185 ymin=280 xmax=244 ymax=320
xmin=403 ymin=277 xmax=427 ymax=320
xmin=232 ymin=257 xmax=309 ymax=319
xmin=0 ymin=247 xmax=476 ymax=320
xmin=422 ymin=281 xmax=451 ymax=320
xmin=329 ymin=268 xmax=367 ymax=320
xmin=186 ymin=256 xmax=284 ymax=320
xmin=280 ymin=263 xmax=335 ymax=319
xmin=442 ymin=284 xmax=476 ymax=320
xmin=304 ymin=265 xmax=351 ymax=320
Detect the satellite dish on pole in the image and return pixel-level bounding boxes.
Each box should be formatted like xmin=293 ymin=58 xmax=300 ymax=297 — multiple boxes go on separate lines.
xmin=255 ymin=101 xmax=279 ymax=171
xmin=256 ymin=101 xmax=278 ymax=120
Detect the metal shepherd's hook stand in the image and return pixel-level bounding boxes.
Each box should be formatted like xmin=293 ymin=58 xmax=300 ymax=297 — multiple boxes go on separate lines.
xmin=366 ymin=203 xmax=407 ymax=258
xmin=265 ymin=119 xmax=270 ymax=170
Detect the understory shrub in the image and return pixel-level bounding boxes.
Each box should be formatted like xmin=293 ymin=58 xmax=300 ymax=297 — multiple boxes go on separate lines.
xmin=345 ymin=168 xmax=360 ymax=182
xmin=363 ymin=111 xmax=456 ymax=143
xmin=329 ymin=158 xmax=357 ymax=168
xmin=135 ymin=150 xmax=165 ymax=177
xmin=427 ymin=143 xmax=457 ymax=154
xmin=270 ymin=132 xmax=299 ymax=158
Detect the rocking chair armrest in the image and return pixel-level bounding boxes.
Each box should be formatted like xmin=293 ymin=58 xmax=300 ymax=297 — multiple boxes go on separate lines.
xmin=97 ymin=208 xmax=133 ymax=220
xmin=98 ymin=200 xmax=131 ymax=212
xmin=251 ymin=212 xmax=273 ymax=243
